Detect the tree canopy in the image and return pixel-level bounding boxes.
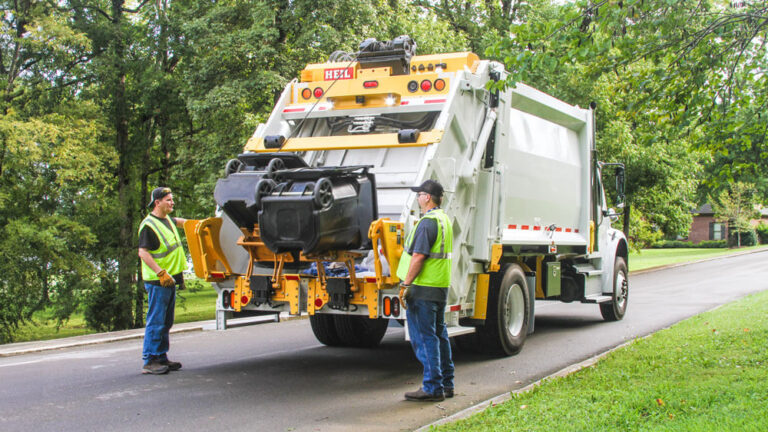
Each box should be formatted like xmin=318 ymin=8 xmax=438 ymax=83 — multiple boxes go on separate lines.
xmin=0 ymin=0 xmax=765 ymax=342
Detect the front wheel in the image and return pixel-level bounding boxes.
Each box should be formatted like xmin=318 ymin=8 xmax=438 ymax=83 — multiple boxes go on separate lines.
xmin=600 ymin=257 xmax=628 ymax=321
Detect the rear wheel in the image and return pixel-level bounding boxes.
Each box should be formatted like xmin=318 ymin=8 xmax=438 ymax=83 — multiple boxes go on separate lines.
xmin=600 ymin=257 xmax=628 ymax=321
xmin=334 ymin=315 xmax=389 ymax=348
xmin=309 ymin=314 xmax=343 ymax=346
xmin=476 ymin=264 xmax=531 ymax=356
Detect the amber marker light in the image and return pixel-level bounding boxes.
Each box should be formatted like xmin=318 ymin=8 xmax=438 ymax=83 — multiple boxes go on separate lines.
xmin=434 ymin=79 xmax=446 ymax=91
xmin=301 ymin=88 xmax=312 ymax=99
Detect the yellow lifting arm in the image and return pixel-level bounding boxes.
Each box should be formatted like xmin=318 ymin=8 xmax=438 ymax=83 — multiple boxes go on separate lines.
xmin=184 ymin=218 xmax=233 ymax=281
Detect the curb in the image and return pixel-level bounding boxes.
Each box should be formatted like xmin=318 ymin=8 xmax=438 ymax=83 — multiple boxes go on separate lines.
xmin=416 ymin=339 xmax=637 ymax=431
xmin=0 ymin=314 xmax=307 ymax=358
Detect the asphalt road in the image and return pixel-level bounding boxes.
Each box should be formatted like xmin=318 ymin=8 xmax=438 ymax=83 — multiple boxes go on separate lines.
xmin=2 ymin=250 xmax=767 ymax=432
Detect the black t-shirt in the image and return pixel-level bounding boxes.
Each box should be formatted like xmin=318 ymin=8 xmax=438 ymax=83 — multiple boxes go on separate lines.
xmin=139 ymin=215 xmax=177 ymax=251
xmin=139 ymin=215 xmax=184 ymax=283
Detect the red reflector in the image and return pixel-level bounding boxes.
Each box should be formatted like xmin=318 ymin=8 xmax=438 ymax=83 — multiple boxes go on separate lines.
xmin=210 ymin=271 xmax=225 ymax=278
xmin=425 ymin=98 xmax=446 ymax=104
xmin=449 ymin=304 xmax=461 ymax=312
xmin=392 ymin=297 xmax=400 ymax=316
xmin=301 ymin=88 xmax=311 ymax=99
xmin=434 ymin=79 xmax=446 ymax=91
xmin=363 ymin=80 xmax=378 ymax=88
xmin=365 ymin=277 xmax=377 ymax=283
xmin=285 ymin=275 xmax=300 ymax=281
xmin=420 ymin=80 xmax=432 ymax=92
xmin=314 ymin=298 xmax=323 ymax=308
xmin=313 ymin=87 xmax=324 ymax=98
xmin=241 ymin=296 xmax=249 ymax=305
xmin=383 ymin=297 xmax=391 ymax=317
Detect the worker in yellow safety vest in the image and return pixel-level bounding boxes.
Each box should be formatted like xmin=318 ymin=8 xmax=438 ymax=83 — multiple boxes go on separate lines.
xmin=137 ymin=187 xmax=188 ymax=375
xmin=397 ymin=179 xmax=454 ymax=402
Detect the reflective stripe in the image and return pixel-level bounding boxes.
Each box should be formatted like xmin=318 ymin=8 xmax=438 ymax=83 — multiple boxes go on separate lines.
xmin=428 ymin=252 xmax=452 ymax=259
xmin=145 ymin=217 xmax=180 ymax=259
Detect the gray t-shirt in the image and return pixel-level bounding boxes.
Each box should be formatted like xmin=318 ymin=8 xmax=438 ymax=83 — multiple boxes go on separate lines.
xmin=407 ymin=212 xmax=447 ymax=303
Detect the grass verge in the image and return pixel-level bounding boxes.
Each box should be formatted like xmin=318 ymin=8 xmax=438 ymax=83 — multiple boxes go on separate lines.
xmin=10 ymin=280 xmax=218 ymax=343
xmin=628 ymin=245 xmax=766 ymax=272
xmin=435 ymin=289 xmax=768 ymax=431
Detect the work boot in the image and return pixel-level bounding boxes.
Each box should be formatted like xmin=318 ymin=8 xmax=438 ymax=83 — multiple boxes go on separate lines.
xmin=444 ymin=388 xmax=454 ymax=398
xmin=142 ymin=360 xmax=169 ymax=375
xmin=160 ymin=359 xmax=182 ymax=371
xmin=405 ymin=388 xmax=444 ymax=402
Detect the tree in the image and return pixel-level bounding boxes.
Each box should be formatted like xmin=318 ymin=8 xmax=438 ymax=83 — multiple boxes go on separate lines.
xmin=488 ymin=0 xmax=767 ymax=243
xmin=711 ymin=182 xmax=759 ymax=247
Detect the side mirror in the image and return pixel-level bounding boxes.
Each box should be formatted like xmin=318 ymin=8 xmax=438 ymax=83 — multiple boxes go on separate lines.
xmin=615 ymin=166 xmax=625 ymax=204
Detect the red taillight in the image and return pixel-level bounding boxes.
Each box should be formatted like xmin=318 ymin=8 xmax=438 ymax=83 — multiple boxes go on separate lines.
xmin=222 ymin=290 xmax=231 ymax=308
xmin=363 ymin=80 xmax=378 ymax=88
xmin=314 ymin=298 xmax=323 ymax=308
xmin=420 ymin=80 xmax=432 ymax=92
xmin=301 ymin=88 xmax=312 ymax=99
xmin=392 ymin=297 xmax=400 ymax=316
xmin=313 ymin=87 xmax=324 ymax=98
xmin=434 ymin=79 xmax=446 ymax=91
xmin=383 ymin=297 xmax=392 ymax=317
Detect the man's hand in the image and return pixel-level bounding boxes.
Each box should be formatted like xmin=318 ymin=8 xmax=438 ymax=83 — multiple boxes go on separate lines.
xmin=399 ymin=283 xmax=410 ymax=310
xmin=157 ymin=269 xmax=175 ymax=287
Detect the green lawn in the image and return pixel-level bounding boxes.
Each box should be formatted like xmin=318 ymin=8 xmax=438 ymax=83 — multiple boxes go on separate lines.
xmin=628 ymin=245 xmax=767 ymax=272
xmin=436 ymin=288 xmax=768 ymax=432
xmin=10 ymin=280 xmax=218 ymax=343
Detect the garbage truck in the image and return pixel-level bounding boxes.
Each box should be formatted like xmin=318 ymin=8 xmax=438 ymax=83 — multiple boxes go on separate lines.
xmin=184 ymin=36 xmax=629 ymax=356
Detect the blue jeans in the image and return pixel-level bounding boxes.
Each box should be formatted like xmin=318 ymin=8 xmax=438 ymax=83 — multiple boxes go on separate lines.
xmin=406 ymin=298 xmax=454 ymax=395
xmin=142 ymin=282 xmax=175 ymax=364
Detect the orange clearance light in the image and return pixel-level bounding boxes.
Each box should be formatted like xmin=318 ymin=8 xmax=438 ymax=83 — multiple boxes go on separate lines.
xmin=363 ymin=80 xmax=379 ymax=89
xmin=301 ymin=88 xmax=312 ymax=99
xmin=434 ymin=79 xmax=446 ymax=91
xmin=313 ymin=87 xmax=324 ymax=98
xmin=420 ymin=80 xmax=432 ymax=92
xmin=383 ymin=296 xmax=392 ymax=317
xmin=230 ymin=291 xmax=236 ymax=308
xmin=314 ymin=298 xmax=323 ymax=308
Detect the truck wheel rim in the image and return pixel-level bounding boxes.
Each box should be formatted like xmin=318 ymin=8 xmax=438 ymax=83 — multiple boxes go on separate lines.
xmin=504 ymin=283 xmax=525 ymax=336
xmin=615 ymin=272 xmax=627 ymax=309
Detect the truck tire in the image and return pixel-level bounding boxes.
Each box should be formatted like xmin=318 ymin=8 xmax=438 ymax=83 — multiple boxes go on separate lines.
xmin=334 ymin=315 xmax=389 ymax=348
xmin=476 ymin=264 xmax=531 ymax=356
xmin=309 ymin=314 xmax=343 ymax=346
xmin=600 ymin=257 xmax=628 ymax=321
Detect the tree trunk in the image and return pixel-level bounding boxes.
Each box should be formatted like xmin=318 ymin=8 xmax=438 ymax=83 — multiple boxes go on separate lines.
xmin=112 ymin=0 xmax=135 ymax=330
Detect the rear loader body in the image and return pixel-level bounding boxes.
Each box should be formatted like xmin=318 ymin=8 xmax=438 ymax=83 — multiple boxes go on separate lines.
xmin=185 ymin=38 xmax=629 ymax=354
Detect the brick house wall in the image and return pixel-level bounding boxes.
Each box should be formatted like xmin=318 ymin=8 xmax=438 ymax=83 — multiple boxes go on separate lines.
xmin=688 ymin=215 xmax=726 ymax=244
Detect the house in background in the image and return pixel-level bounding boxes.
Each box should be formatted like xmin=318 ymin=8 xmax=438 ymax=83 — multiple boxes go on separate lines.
xmin=687 ymin=204 xmax=768 ymax=244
